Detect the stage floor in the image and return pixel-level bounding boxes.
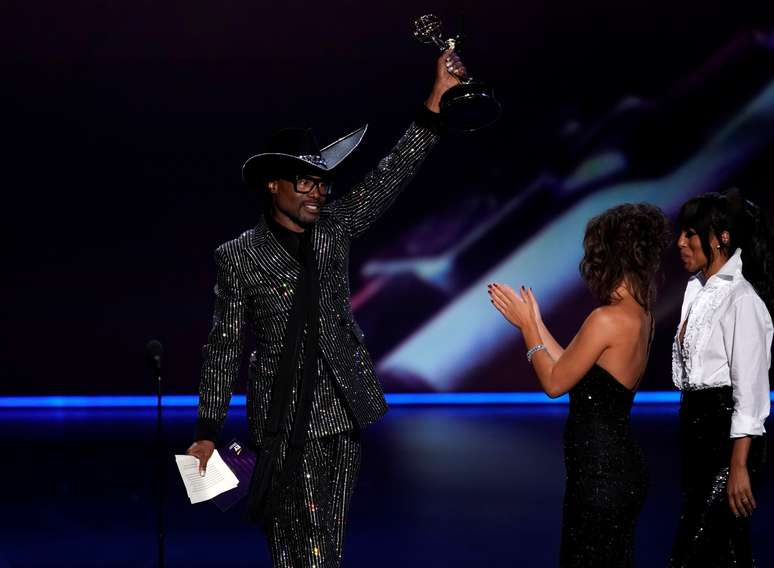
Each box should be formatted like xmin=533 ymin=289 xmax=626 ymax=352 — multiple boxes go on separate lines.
xmin=1 ymin=405 xmax=771 ymax=567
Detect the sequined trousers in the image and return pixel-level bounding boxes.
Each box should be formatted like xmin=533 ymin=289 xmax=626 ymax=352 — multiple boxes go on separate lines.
xmin=670 ymin=386 xmax=765 ymax=568
xmin=267 ymin=430 xmax=361 ymax=568
xmin=561 ymin=365 xmax=648 ymax=568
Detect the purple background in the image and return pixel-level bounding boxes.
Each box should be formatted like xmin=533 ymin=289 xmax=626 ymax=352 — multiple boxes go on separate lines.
xmin=4 ymin=1 xmax=774 ymax=394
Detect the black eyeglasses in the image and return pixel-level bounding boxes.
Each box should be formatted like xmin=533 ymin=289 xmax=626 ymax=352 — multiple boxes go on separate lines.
xmin=294 ymin=175 xmax=333 ymax=196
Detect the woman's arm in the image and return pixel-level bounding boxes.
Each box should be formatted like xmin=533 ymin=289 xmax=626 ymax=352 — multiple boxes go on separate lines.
xmin=724 ymin=293 xmax=772 ymax=517
xmin=524 ymin=288 xmax=565 ymax=360
xmin=489 ymin=284 xmax=612 ymax=397
xmin=527 ymin=309 xmax=614 ymax=397
xmin=536 ymin=319 xmax=564 ymax=360
xmin=728 ymin=437 xmax=756 ymax=518
xmin=726 ymin=294 xmax=772 ymax=438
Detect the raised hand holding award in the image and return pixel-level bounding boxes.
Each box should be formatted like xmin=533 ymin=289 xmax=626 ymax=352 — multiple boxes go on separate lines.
xmin=413 ymin=14 xmax=502 ymax=132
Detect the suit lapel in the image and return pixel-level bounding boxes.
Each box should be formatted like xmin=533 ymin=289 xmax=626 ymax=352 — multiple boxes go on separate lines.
xmin=247 ymin=215 xmax=337 ymax=282
xmin=312 ymin=220 xmax=336 ymax=278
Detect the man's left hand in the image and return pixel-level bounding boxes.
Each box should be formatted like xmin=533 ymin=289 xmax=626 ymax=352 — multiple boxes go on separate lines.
xmin=425 ymin=49 xmax=467 ymax=113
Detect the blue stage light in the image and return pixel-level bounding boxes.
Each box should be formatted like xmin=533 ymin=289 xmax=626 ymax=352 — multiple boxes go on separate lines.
xmin=0 ymin=391 xmax=774 ymax=408
xmin=4 ymin=391 xmax=772 ymax=408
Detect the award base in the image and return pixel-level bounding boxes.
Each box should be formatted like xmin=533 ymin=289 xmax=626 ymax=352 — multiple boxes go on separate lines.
xmin=440 ymin=82 xmax=501 ymax=132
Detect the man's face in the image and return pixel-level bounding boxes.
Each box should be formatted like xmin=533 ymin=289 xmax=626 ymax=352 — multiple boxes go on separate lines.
xmin=269 ymin=174 xmax=328 ymax=228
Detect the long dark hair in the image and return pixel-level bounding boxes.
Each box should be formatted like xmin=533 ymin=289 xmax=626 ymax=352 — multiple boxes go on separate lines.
xmin=580 ymin=203 xmax=672 ymax=310
xmin=677 ymin=189 xmax=774 ymax=316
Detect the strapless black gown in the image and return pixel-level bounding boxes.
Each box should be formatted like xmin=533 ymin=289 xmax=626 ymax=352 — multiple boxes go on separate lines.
xmin=560 ymin=364 xmax=648 ymax=567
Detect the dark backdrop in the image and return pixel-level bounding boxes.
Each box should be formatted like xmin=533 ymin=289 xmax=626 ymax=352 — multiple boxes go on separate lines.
xmin=4 ymin=1 xmax=774 ymax=395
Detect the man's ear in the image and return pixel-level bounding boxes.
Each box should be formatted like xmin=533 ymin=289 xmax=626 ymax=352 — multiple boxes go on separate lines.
xmin=267 ymin=180 xmax=279 ymax=194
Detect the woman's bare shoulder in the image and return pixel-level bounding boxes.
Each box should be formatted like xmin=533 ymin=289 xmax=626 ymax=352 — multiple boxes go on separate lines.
xmin=585 ymin=304 xmax=642 ymax=335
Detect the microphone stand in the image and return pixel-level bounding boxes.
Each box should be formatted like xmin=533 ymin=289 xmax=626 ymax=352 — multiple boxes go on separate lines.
xmin=156 ymin=361 xmax=164 ymax=568
xmin=147 ymin=341 xmax=165 ymax=568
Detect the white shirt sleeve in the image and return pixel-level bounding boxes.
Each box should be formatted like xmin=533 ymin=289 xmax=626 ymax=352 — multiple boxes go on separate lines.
xmin=723 ymin=293 xmax=772 ymax=438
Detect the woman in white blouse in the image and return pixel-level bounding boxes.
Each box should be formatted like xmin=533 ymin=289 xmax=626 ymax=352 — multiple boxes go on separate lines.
xmin=670 ymin=190 xmax=773 ymax=567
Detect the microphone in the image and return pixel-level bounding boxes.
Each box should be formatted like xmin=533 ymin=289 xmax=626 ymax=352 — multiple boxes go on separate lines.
xmin=146 ymin=339 xmax=164 ymax=372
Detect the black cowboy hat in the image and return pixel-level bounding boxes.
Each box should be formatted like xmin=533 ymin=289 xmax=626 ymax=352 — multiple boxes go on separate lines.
xmin=242 ymin=124 xmax=368 ymax=187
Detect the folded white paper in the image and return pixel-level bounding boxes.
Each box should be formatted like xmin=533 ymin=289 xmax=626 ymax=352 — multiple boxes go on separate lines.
xmin=175 ymin=450 xmax=240 ymax=504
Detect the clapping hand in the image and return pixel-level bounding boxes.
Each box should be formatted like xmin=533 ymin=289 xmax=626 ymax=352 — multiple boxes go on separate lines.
xmin=488 ymin=283 xmax=539 ymax=330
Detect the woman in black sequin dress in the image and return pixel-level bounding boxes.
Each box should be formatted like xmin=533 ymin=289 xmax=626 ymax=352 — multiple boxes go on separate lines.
xmin=489 ymin=203 xmax=672 ymax=567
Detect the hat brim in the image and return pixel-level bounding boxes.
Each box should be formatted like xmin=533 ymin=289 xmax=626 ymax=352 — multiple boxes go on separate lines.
xmin=242 ymin=124 xmax=367 ymax=186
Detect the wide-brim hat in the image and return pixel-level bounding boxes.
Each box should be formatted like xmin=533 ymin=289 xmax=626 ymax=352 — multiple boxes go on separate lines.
xmin=242 ymin=124 xmax=368 ymax=187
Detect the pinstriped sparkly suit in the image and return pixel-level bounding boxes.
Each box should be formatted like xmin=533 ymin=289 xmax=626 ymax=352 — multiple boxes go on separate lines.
xmin=196 ymin=120 xmax=439 ymax=567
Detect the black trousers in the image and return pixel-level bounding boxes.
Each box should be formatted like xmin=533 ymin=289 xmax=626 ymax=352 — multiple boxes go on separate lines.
xmin=670 ymin=387 xmax=765 ymax=568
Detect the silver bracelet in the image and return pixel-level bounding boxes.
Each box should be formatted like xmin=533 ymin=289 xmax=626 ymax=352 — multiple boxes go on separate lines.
xmin=526 ymin=343 xmax=546 ymax=363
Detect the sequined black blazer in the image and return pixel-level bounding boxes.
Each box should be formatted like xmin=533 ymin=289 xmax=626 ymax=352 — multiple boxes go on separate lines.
xmin=196 ymin=121 xmax=439 ymax=443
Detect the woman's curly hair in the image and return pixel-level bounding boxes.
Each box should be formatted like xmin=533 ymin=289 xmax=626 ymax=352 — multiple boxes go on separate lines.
xmin=580 ymin=203 xmax=672 ymax=310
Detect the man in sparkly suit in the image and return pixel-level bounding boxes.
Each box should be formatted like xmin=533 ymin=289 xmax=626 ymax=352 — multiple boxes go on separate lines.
xmin=186 ymin=50 xmax=466 ymax=567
